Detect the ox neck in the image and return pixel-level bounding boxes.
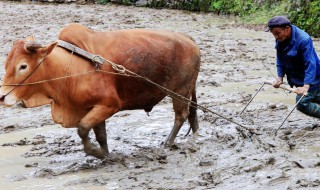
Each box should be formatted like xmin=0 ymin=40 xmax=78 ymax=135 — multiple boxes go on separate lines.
xmin=57 ymin=40 xmax=105 ymax=69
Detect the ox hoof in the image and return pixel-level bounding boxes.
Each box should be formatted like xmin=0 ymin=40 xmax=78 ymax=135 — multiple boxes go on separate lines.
xmin=84 ymin=147 xmax=108 ymax=159
xmin=162 ymin=141 xmax=179 ymax=150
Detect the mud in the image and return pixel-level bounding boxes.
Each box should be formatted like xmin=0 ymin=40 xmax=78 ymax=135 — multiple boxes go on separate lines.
xmin=1 ymin=1 xmax=320 ymax=190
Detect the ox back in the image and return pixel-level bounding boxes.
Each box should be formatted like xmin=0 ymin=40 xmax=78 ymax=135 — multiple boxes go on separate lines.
xmin=58 ymin=24 xmax=200 ymax=112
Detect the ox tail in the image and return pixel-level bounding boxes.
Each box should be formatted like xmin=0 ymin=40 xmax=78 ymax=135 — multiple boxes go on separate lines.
xmin=185 ymin=88 xmax=199 ymax=137
xmin=190 ymin=88 xmax=198 ymax=116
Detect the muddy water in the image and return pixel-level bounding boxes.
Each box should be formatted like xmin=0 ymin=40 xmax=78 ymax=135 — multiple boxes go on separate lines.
xmin=1 ymin=1 xmax=320 ymax=190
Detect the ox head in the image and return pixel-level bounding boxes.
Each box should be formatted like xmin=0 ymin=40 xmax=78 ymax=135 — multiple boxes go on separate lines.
xmin=0 ymin=36 xmax=57 ymax=107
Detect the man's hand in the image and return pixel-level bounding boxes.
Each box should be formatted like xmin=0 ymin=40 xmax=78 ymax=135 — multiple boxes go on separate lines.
xmin=272 ymin=77 xmax=284 ymax=88
xmin=295 ymin=84 xmax=309 ymax=95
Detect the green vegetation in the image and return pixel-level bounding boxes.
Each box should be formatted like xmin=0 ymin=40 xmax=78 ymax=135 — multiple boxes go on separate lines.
xmin=240 ymin=1 xmax=288 ymax=24
xmin=205 ymin=0 xmax=319 ymax=37
xmin=212 ymin=0 xmax=320 ymax=37
xmin=97 ymin=0 xmax=108 ymax=4
xmin=287 ymin=0 xmax=320 ymax=38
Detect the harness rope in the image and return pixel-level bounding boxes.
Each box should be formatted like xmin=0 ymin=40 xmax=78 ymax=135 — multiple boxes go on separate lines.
xmin=0 ymin=45 xmax=258 ymax=135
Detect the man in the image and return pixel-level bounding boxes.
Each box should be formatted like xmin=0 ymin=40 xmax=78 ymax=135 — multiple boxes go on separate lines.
xmin=267 ymin=16 xmax=320 ymax=118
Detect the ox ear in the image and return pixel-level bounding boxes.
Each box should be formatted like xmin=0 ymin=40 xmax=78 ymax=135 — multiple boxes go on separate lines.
xmin=39 ymin=42 xmax=58 ymax=57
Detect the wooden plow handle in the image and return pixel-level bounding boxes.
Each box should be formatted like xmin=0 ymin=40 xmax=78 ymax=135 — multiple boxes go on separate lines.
xmin=263 ymin=81 xmax=296 ymax=93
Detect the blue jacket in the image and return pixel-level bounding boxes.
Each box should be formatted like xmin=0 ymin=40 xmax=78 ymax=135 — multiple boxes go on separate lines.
xmin=276 ymin=25 xmax=320 ymax=91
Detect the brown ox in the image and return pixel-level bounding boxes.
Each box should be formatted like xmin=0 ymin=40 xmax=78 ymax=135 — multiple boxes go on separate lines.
xmin=0 ymin=23 xmax=200 ymax=159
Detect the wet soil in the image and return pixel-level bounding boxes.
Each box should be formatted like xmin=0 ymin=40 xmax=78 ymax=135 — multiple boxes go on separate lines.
xmin=1 ymin=1 xmax=320 ymax=190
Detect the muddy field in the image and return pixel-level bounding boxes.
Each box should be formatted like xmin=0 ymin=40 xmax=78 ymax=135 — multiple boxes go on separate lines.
xmin=1 ymin=1 xmax=320 ymax=190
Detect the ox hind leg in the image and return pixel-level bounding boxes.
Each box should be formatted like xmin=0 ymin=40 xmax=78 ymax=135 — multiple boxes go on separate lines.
xmin=77 ymin=122 xmax=108 ymax=159
xmin=164 ymin=97 xmax=190 ymax=146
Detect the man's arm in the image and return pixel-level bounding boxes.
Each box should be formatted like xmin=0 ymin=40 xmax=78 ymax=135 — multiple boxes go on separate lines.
xmin=276 ymin=55 xmax=285 ymax=78
xmin=273 ymin=54 xmax=285 ymax=88
xmin=301 ymin=38 xmax=317 ymax=85
xmin=295 ymin=38 xmax=316 ymax=95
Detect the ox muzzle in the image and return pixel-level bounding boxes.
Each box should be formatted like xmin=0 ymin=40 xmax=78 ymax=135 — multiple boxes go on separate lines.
xmin=0 ymin=94 xmax=5 ymax=103
xmin=0 ymin=86 xmax=6 ymax=103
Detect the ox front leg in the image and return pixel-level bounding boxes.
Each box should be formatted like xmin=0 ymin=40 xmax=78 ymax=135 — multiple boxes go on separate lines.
xmin=78 ymin=126 xmax=107 ymax=159
xmin=78 ymin=105 xmax=117 ymax=159
xmin=93 ymin=122 xmax=109 ymax=155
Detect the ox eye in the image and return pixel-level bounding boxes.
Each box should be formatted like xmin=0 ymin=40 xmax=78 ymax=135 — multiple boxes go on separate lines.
xmin=19 ymin=64 xmax=28 ymax=70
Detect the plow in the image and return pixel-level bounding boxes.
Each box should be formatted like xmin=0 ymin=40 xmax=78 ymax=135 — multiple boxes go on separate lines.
xmin=239 ymin=81 xmax=306 ymax=135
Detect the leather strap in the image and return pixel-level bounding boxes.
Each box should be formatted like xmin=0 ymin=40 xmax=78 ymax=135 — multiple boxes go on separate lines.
xmin=57 ymin=40 xmax=105 ymax=67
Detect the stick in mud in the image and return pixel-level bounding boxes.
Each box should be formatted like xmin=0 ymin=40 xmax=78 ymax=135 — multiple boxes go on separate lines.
xmin=239 ymin=82 xmax=265 ymax=115
xmin=274 ymin=94 xmax=305 ymax=135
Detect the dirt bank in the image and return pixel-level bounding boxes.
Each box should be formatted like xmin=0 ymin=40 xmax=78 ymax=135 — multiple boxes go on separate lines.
xmin=0 ymin=1 xmax=320 ymax=190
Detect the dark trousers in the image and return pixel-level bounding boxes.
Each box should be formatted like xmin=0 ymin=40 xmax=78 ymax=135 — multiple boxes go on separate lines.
xmin=296 ymin=89 xmax=320 ymax=118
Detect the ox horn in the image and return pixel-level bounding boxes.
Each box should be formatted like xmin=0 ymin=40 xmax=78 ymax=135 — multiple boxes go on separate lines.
xmin=26 ymin=35 xmax=36 ymax=41
xmin=25 ymin=40 xmax=43 ymax=52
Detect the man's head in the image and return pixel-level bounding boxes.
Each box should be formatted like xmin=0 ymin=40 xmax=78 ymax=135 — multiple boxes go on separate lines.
xmin=266 ymin=16 xmax=292 ymax=42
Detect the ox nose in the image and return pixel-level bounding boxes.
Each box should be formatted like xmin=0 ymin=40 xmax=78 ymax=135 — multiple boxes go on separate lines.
xmin=0 ymin=94 xmax=5 ymax=102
